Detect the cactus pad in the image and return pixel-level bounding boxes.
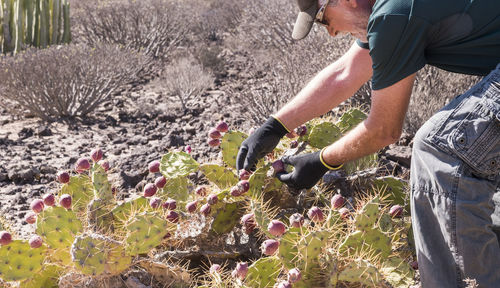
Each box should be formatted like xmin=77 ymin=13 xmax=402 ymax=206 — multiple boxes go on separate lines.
xmin=336 ymin=108 xmax=367 ymax=133
xmin=249 ymin=166 xmax=268 ymax=198
xmin=338 ymin=259 xmax=381 ymax=286
xmin=380 ymin=256 xmax=415 ymax=287
xmin=245 ymin=257 xmax=281 ymax=288
xmin=211 ymin=202 xmax=241 ymax=234
xmin=125 ymin=212 xmax=169 ymax=255
xmin=159 ymin=177 xmax=189 ymax=202
xmin=354 ymin=197 xmax=379 ymax=231
xmin=220 ymin=131 xmax=247 ymax=168
xmin=372 ymin=176 xmax=408 ymax=209
xmin=160 ymin=151 xmax=199 ymax=179
xmin=0 ymin=240 xmax=45 ymax=282
xmin=71 ymin=233 xmax=131 ymax=276
xmin=308 ymin=122 xmax=341 ymax=149
xmin=21 ymin=263 xmax=62 ymax=288
xmin=199 ymin=164 xmax=238 ymax=189
xmin=278 ymin=228 xmax=300 ymax=270
xmin=91 ymin=164 xmax=113 ymax=201
xmin=59 ymin=175 xmax=94 ymax=212
xmin=112 ymin=197 xmax=149 ymax=224
xmin=87 ymin=198 xmax=114 ymax=233
xmin=340 ymin=228 xmax=392 ymax=259
xmin=378 ymin=213 xmax=393 ymax=232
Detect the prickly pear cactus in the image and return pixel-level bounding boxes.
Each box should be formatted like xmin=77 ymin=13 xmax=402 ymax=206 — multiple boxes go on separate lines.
xmin=160 ymin=177 xmax=189 ymax=201
xmin=71 ymin=233 xmax=131 ymax=276
xmin=278 ymin=228 xmax=300 ymax=270
xmin=36 ymin=207 xmax=83 ymax=265
xmin=248 ymin=166 xmax=268 ymax=198
xmin=354 ymin=196 xmax=379 ymax=231
xmin=308 ymin=122 xmax=341 ymax=149
xmin=160 ymin=151 xmax=199 ymax=179
xmin=337 ymin=259 xmax=381 ymax=286
xmin=87 ymin=198 xmax=114 ymax=233
xmin=0 ymin=240 xmax=46 ymax=282
xmin=59 ymin=175 xmax=94 ymax=212
xmin=339 ymin=228 xmax=392 ymax=259
xmin=91 ymin=164 xmax=113 ymax=201
xmin=21 ymin=263 xmax=62 ymax=288
xmin=125 ymin=211 xmax=170 ymax=255
xmin=199 ymin=164 xmax=238 ymax=189
xmin=112 ymin=196 xmax=149 ymax=223
xmin=373 ymin=176 xmax=408 ymax=209
xmin=380 ymin=256 xmax=415 ymax=288
xmin=211 ymin=202 xmax=242 ymax=234
xmin=245 ymin=257 xmax=281 ymax=288
xmin=336 ymin=108 xmax=367 ymax=133
xmin=220 ymin=131 xmax=247 ymax=168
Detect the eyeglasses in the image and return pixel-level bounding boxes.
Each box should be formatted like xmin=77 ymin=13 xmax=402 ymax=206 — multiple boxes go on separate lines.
xmin=315 ymin=0 xmax=330 ymax=26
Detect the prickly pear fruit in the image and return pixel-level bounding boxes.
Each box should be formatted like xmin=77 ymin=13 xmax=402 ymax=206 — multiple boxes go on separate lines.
xmin=25 ymin=212 xmax=37 ymax=224
xmin=143 ymin=183 xmax=157 ymax=197
xmin=410 ymin=260 xmax=418 ymax=270
xmin=232 ymin=262 xmax=248 ymax=280
xmin=200 ymin=203 xmax=211 ymax=216
xmin=295 ymin=125 xmax=307 ymax=136
xmin=75 ymin=158 xmax=91 ymax=173
xmin=43 ymin=193 xmax=56 ymax=207
xmin=59 ymin=194 xmax=72 ymax=209
xmin=390 ymin=205 xmax=403 ymax=218
xmin=207 ymin=194 xmax=218 ymax=205
xmin=210 ymin=264 xmax=221 ymax=274
xmin=290 ymin=140 xmax=298 ymax=148
xmin=237 ymin=180 xmax=250 ymax=193
xmin=184 ymin=145 xmax=192 ymax=154
xmin=288 ymin=268 xmax=302 ymax=283
xmin=267 ymin=220 xmax=287 ymax=237
xmin=195 ymin=186 xmax=207 ymax=196
xmin=208 ymin=138 xmax=221 ymax=147
xmin=186 ymin=201 xmax=198 ymax=213
xmin=272 ymin=160 xmax=285 ymax=173
xmin=0 ymin=231 xmax=12 ymax=245
xmin=57 ymin=171 xmax=70 ymax=184
xmin=289 ymin=213 xmax=304 ymax=228
xmin=231 ymin=186 xmax=242 ymax=197
xmin=166 ymin=210 xmax=179 ymax=223
xmin=29 ymin=235 xmax=43 ymax=248
xmin=331 ymin=194 xmax=345 ymax=209
xmin=261 ymin=239 xmax=280 ymax=255
xmin=307 ymin=206 xmax=324 ymax=223
xmin=339 ymin=207 xmax=350 ymax=219
xmin=155 ymin=176 xmax=167 ymax=189
xmin=241 ymin=213 xmax=256 ymax=234
xmin=30 ymin=199 xmax=45 ymax=213
xmin=90 ymin=148 xmax=103 ymax=162
xmin=209 ymin=128 xmax=222 ymax=139
xmin=239 ymin=169 xmax=251 ymax=180
xmin=216 ymin=121 xmax=229 ymax=133
xmin=149 ymin=197 xmax=161 ymax=209
xmin=162 ymin=199 xmax=177 ymax=210
xmin=276 ymin=281 xmax=292 ymax=288
xmin=99 ymin=160 xmax=110 ymax=171
xmin=148 ymin=160 xmax=160 ymax=173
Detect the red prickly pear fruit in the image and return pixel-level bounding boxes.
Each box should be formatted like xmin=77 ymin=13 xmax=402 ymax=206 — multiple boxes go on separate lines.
xmin=149 ymin=197 xmax=161 ymax=209
xmin=208 ymin=138 xmax=221 ymax=147
xmin=232 ymin=262 xmax=248 ymax=280
xmin=162 ymin=199 xmax=177 ymax=210
xmin=410 ymin=260 xmax=418 ymax=270
xmin=272 ymin=160 xmax=285 ymax=173
xmin=25 ymin=212 xmax=37 ymax=224
xmin=29 ymin=235 xmax=43 ymax=248
xmin=184 ymin=145 xmax=192 ymax=154
xmin=208 ymin=128 xmax=222 ymax=139
xmin=43 ymin=193 xmax=56 ymax=207
xmin=195 ymin=186 xmax=207 ymax=197
xmin=148 ymin=160 xmax=161 ymax=173
xmin=390 ymin=205 xmax=403 ymax=218
xmin=307 ymin=206 xmax=324 ymax=223
xmin=99 ymin=160 xmax=110 ymax=171
xmin=210 ymin=264 xmax=221 ymax=274
xmin=30 ymin=199 xmax=45 ymax=213
xmin=0 ymin=231 xmax=12 ymax=246
xmin=288 ymin=268 xmax=302 ymax=283
xmin=155 ymin=176 xmax=167 ymax=189
xmin=207 ymin=194 xmax=218 ymax=205
xmin=57 ymin=171 xmax=70 ymax=184
xmin=267 ymin=220 xmax=287 ymax=237
xmin=295 ymin=125 xmax=307 ymax=137
xmin=261 ymin=239 xmax=280 ymax=256
xmin=186 ymin=201 xmax=197 ymax=213
xmin=59 ymin=194 xmax=72 ymax=209
xmin=290 ymin=140 xmax=298 ymax=148
xmin=276 ymin=281 xmax=292 ymax=288
xmin=331 ymin=194 xmax=345 ymax=209
xmin=285 ymin=132 xmax=297 ymax=139
xmin=338 ymin=207 xmax=350 ymax=219
xmin=90 ymin=148 xmax=103 ymax=162
xmin=240 ymin=213 xmax=256 ymax=234
xmin=289 ymin=213 xmax=304 ymax=228
xmin=143 ymin=183 xmax=157 ymax=197
xmin=200 ymin=203 xmax=211 ymax=216
xmin=237 ymin=180 xmax=250 ymax=194
xmin=230 ymin=186 xmax=242 ymax=197
xmin=75 ymin=158 xmax=91 ymax=173
xmin=239 ymin=169 xmax=251 ymax=180
xmin=166 ymin=210 xmax=179 ymax=223
xmin=216 ymin=121 xmax=229 ymax=133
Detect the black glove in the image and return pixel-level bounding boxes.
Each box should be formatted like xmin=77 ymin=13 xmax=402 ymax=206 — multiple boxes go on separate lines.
xmin=236 ymin=117 xmax=289 ymax=172
xmin=276 ymin=151 xmax=330 ymax=189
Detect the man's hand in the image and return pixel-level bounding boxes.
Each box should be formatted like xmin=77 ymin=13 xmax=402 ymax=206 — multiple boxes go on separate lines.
xmin=276 ymin=151 xmax=330 ymax=189
xmin=236 ymin=117 xmax=289 ymax=172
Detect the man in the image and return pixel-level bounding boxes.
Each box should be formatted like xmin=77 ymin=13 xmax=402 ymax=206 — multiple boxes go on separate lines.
xmin=236 ymin=0 xmax=500 ymax=287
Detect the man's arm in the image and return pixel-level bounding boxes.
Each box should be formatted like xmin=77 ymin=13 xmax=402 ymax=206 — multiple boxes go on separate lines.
xmin=274 ymin=42 xmax=373 ymax=130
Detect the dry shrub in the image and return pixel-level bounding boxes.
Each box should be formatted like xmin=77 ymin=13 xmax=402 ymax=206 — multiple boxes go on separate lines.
xmin=0 ymin=43 xmax=153 ymax=121
xmin=72 ymin=0 xmax=188 ymax=59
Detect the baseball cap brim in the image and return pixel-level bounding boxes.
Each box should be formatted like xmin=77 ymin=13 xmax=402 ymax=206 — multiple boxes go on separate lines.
xmin=292 ymin=4 xmax=318 ymax=40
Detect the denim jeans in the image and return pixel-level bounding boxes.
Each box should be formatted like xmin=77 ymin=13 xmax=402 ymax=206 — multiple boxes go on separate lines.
xmin=411 ymin=64 xmax=500 ymax=288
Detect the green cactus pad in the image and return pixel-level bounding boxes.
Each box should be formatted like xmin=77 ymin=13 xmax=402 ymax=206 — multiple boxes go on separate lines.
xmin=199 ymin=164 xmax=238 ymax=189
xmin=211 ymin=202 xmax=242 ymax=234
xmin=21 ymin=263 xmax=62 ymax=288
xmin=125 ymin=212 xmax=169 ymax=255
xmin=59 ymin=174 xmax=94 ymax=212
xmin=87 ymin=198 xmax=114 ymax=233
xmin=220 ymin=131 xmax=247 ymax=168
xmin=343 ymin=153 xmax=378 ymax=175
xmin=250 ymin=199 xmax=273 ymax=238
xmin=373 ymin=176 xmax=409 ymax=210
xmin=378 ymin=213 xmax=393 ymax=232
xmin=336 ymin=108 xmax=367 ymax=133
xmin=91 ymin=164 xmax=113 ymax=201
xmin=112 ymin=197 xmax=150 ymax=224
xmin=71 ymin=233 xmax=131 ymax=276
xmin=354 ymin=197 xmax=379 ymax=231
xmin=159 ymin=176 xmax=190 ymax=202
xmin=249 ymin=166 xmax=268 ymax=198
xmin=340 ymin=228 xmax=392 ymax=259
xmin=36 ymin=207 xmax=83 ymax=265
xmin=278 ymin=228 xmax=300 ymax=270
xmin=0 ymin=240 xmax=45 ymax=282
xmin=160 ymin=151 xmax=199 ymax=179
xmin=338 ymin=259 xmax=381 ymax=286
xmin=245 ymin=257 xmax=281 ymax=288
xmin=299 ymin=231 xmax=329 ymax=263
xmin=308 ymin=122 xmax=342 ymax=149
xmin=380 ymin=257 xmax=415 ymax=288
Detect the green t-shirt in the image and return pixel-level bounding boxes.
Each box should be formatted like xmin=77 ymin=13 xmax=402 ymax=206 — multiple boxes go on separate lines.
xmin=357 ymin=0 xmax=500 ymax=90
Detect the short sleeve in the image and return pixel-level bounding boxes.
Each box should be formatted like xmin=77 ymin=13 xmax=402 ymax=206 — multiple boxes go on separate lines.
xmin=368 ymin=15 xmax=429 ymax=90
